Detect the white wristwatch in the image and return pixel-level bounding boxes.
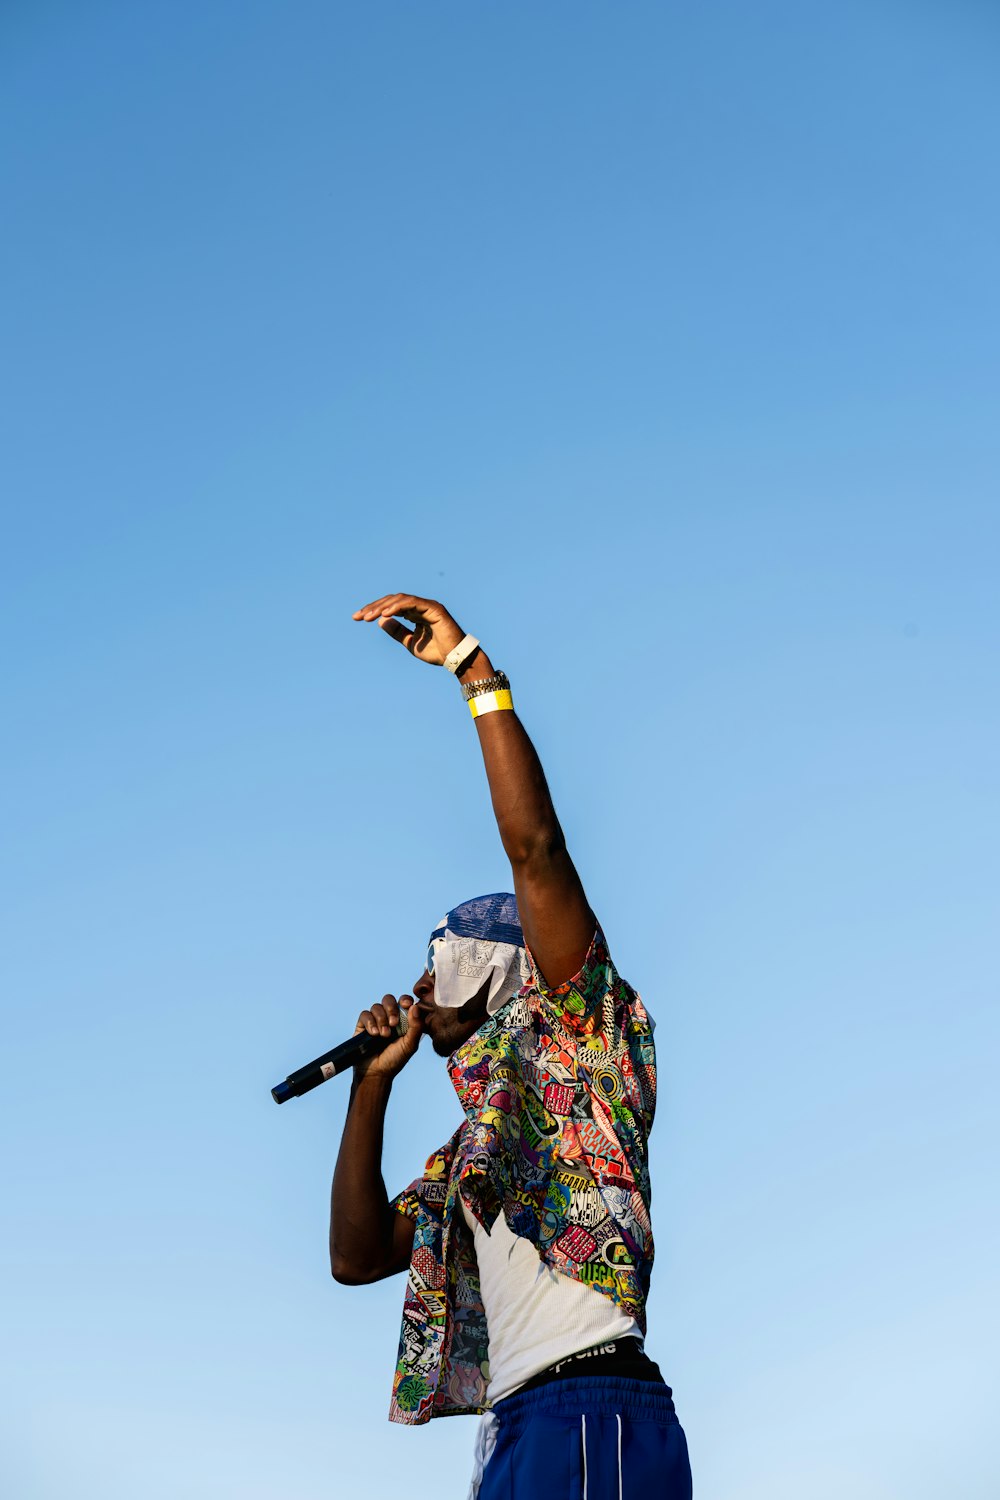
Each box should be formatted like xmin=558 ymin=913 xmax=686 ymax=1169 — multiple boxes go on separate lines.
xmin=443 ymin=633 xmax=480 ymax=675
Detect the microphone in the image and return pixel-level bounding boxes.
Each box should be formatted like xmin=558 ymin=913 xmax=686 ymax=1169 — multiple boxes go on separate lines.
xmin=271 ymin=1011 xmax=411 ymax=1104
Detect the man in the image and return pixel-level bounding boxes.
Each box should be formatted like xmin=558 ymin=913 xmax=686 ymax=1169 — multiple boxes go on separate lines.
xmin=330 ymin=593 xmax=692 ymax=1499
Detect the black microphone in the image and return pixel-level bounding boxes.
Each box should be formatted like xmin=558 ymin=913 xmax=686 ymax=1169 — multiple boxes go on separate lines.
xmin=271 ymin=1013 xmax=410 ymax=1104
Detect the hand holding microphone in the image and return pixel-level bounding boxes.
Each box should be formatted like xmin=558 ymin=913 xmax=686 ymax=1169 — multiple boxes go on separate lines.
xmin=271 ymin=995 xmax=425 ymax=1104
xmin=352 ymin=994 xmax=425 ymax=1082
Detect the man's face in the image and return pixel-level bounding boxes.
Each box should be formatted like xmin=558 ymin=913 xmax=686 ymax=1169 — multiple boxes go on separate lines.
xmin=412 ymin=967 xmax=491 ymax=1057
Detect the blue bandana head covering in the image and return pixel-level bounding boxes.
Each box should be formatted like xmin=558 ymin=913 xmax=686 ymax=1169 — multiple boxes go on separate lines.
xmin=427 ymin=893 xmax=530 ymax=1016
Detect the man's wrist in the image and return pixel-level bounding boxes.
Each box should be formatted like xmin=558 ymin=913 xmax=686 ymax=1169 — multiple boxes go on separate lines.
xmin=350 ymin=1069 xmax=394 ymax=1105
xmin=456 ymin=648 xmax=494 ymax=683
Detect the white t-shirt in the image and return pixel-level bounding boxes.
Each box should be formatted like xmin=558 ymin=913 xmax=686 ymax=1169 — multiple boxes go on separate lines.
xmin=460 ymin=1196 xmax=640 ymax=1405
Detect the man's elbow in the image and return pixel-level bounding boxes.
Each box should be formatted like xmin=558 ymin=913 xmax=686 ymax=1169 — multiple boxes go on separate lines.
xmin=330 ymin=1254 xmax=371 ymax=1286
xmin=331 ymin=1244 xmax=400 ymax=1284
xmin=503 ymin=826 xmax=566 ymax=869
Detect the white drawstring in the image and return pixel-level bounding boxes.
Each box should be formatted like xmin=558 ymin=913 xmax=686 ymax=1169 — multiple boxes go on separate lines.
xmin=617 ymin=1412 xmax=623 ymax=1499
xmin=581 ymin=1412 xmax=588 ymax=1500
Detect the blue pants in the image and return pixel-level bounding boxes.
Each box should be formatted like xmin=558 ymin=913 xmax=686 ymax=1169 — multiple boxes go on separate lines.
xmin=477 ymin=1376 xmax=693 ymax=1500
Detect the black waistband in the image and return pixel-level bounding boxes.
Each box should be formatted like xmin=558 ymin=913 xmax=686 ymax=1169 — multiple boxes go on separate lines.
xmin=515 ymin=1336 xmax=669 ymax=1398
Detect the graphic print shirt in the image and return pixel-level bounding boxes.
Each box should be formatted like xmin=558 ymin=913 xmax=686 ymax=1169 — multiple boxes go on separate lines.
xmin=387 ymin=926 xmax=657 ymax=1425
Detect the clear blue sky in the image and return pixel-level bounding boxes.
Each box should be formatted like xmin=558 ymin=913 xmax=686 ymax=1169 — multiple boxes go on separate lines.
xmin=2 ymin=3 xmax=998 ymax=1497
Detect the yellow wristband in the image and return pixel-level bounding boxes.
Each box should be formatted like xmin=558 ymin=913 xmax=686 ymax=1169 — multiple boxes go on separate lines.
xmin=468 ymin=688 xmax=514 ymax=719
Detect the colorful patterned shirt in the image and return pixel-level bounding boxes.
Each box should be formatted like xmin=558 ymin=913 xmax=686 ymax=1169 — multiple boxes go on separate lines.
xmin=388 ymin=926 xmax=657 ymax=1425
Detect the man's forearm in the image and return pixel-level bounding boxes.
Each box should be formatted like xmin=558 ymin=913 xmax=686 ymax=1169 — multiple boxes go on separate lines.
xmin=329 ymin=1073 xmax=396 ymax=1282
xmin=457 ymin=651 xmax=562 ymax=864
xmin=458 ymin=650 xmax=594 ymax=986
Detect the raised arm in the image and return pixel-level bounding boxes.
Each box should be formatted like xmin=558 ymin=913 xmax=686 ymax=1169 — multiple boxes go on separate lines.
xmin=353 ymin=594 xmax=595 ymax=987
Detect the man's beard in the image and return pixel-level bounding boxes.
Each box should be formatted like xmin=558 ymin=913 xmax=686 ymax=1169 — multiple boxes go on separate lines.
xmin=427 ymin=998 xmax=487 ymax=1057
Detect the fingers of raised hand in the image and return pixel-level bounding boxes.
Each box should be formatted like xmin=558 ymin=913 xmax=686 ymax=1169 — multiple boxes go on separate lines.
xmin=351 ymin=594 xmax=399 ymax=621
xmin=379 ymin=616 xmax=414 ymax=649
xmin=352 ymin=593 xmax=433 ymax=623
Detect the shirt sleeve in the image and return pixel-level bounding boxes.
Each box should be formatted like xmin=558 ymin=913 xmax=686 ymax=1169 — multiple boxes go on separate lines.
xmin=527 ymin=924 xmax=621 ymax=1038
xmin=388 ymin=1129 xmax=463 ymax=1223
xmin=389 ymin=1178 xmax=422 ymax=1222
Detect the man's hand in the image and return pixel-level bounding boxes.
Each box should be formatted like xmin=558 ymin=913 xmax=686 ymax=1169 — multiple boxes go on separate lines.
xmin=352 ymin=593 xmax=468 ymax=668
xmin=352 ymin=994 xmax=424 ymax=1082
